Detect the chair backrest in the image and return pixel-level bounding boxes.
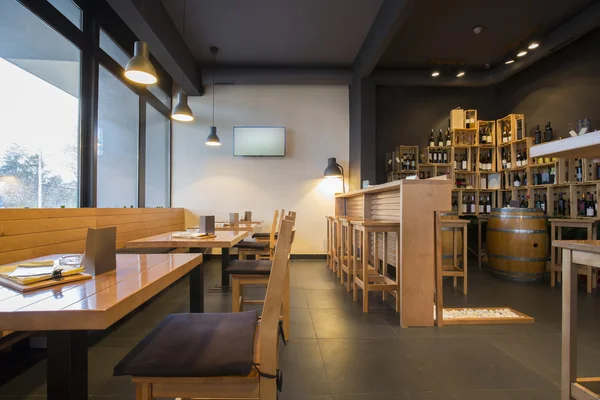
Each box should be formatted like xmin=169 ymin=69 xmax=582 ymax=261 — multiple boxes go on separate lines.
xmin=269 ymin=209 xmax=281 ymax=250
xmin=259 ymin=218 xmax=294 ymax=378
xmin=286 ymin=211 xmax=297 ymax=225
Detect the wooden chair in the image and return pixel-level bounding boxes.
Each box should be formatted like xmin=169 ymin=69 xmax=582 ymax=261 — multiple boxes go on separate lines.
xmin=113 ymin=219 xmax=295 ymax=400
xmin=331 ymin=217 xmax=342 ymax=274
xmin=253 ymin=209 xmax=285 ymax=243
xmin=236 ymin=210 xmax=279 ymax=260
xmin=326 ymin=216 xmax=334 ymax=271
xmin=352 ymin=220 xmax=400 ymax=313
xmin=227 ymin=215 xmax=297 ymax=339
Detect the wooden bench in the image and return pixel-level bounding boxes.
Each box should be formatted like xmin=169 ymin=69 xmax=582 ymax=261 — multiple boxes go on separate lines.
xmin=0 ymin=207 xmax=185 ymax=340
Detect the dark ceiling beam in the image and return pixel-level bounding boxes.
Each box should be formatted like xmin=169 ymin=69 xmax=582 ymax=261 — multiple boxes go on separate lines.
xmin=106 ymin=0 xmax=203 ymax=95
xmin=352 ymin=0 xmax=413 ymax=79
xmin=371 ymin=0 xmax=600 ymax=87
xmin=206 ymin=68 xmax=353 ymax=85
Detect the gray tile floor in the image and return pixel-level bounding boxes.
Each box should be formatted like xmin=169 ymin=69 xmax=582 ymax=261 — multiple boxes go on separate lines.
xmin=1 ymin=258 xmax=600 ymax=400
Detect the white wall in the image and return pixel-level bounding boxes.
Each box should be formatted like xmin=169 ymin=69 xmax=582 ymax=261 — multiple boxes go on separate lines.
xmin=172 ymin=85 xmax=349 ymax=254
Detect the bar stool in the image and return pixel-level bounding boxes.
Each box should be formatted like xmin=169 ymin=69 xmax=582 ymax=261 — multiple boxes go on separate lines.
xmin=550 ymin=218 xmax=598 ymax=293
xmin=352 ymin=220 xmax=400 ymax=313
xmin=326 ymin=216 xmax=333 ymax=270
xmin=331 ymin=216 xmax=342 ymax=274
xmin=440 ymin=212 xmax=469 ymax=294
xmin=339 ymin=216 xmax=362 ymax=291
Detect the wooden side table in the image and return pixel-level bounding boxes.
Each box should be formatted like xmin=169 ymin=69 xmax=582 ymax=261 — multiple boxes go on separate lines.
xmin=549 ymin=218 xmax=598 ymax=293
xmin=553 ymin=240 xmax=600 ymax=400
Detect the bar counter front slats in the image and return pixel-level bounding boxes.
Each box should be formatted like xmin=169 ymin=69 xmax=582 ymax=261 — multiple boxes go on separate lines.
xmin=335 ymin=179 xmax=452 ymax=327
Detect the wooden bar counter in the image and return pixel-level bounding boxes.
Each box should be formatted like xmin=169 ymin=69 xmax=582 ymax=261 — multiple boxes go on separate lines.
xmin=335 ymin=178 xmax=452 ymax=327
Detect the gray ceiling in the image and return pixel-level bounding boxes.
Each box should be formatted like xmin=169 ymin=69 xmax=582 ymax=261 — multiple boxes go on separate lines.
xmin=378 ymin=0 xmax=597 ymax=70
xmin=160 ymin=0 xmax=384 ymax=67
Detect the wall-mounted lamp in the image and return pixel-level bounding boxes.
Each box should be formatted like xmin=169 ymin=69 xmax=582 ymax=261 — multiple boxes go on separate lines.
xmin=324 ymin=157 xmax=345 ymax=193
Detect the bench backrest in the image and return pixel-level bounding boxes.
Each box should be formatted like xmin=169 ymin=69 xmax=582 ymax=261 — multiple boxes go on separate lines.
xmin=0 ymin=208 xmax=185 ymax=265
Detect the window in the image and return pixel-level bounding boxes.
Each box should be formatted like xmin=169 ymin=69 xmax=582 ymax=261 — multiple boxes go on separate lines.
xmin=148 ymin=85 xmax=171 ymax=108
xmin=47 ymin=0 xmax=82 ymax=29
xmin=145 ymin=104 xmax=170 ymax=207
xmin=97 ymin=66 xmax=139 ymax=207
xmin=0 ymin=1 xmax=80 ymax=208
xmin=99 ymin=29 xmax=130 ymax=68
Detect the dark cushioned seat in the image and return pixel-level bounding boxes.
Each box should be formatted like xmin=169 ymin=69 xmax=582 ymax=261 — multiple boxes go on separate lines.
xmin=226 ymin=259 xmax=272 ymax=275
xmin=252 ymin=232 xmax=278 ymax=239
xmin=234 ymin=240 xmax=269 ymax=250
xmin=114 ymin=311 xmax=258 ymax=377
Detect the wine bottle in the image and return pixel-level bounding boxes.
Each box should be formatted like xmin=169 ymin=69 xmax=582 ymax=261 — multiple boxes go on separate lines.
xmin=487 ymin=153 xmax=492 ymax=171
xmin=516 ymin=150 xmax=522 ymax=167
xmin=595 ymin=195 xmax=598 ymax=216
xmin=452 ymin=198 xmax=458 ymax=211
xmin=461 ymin=154 xmax=467 ymax=170
xmin=534 ymin=125 xmax=542 ymax=144
xmin=506 ymin=151 xmax=512 ymax=169
xmin=514 ymin=172 xmax=521 ymax=187
xmin=470 ymin=195 xmax=476 ymax=214
xmin=446 ymin=128 xmax=452 ymax=146
xmin=486 ymin=126 xmax=493 ymax=144
xmin=453 ymin=155 xmax=457 ymax=169
xmin=576 ymin=160 xmax=582 ymax=182
xmin=545 ymin=121 xmax=553 ymax=142
xmin=524 ymin=171 xmax=528 ymax=186
xmin=517 ymin=119 xmax=523 ymax=140
xmin=479 ymin=154 xmax=483 ymax=171
xmin=462 ymin=196 xmax=468 ymax=214
xmin=587 ymin=193 xmax=595 ymax=217
xmin=580 ymin=193 xmax=586 ymax=216
xmin=520 ymin=195 xmax=527 ymax=208
xmin=486 ymin=196 xmax=492 ymax=214
xmin=438 ymin=129 xmax=444 ymax=147
xmin=522 ymin=149 xmax=528 ymax=166
xmin=541 ymin=194 xmax=547 ymax=213
xmin=428 ymin=150 xmax=433 ymax=164
xmin=502 ymin=149 xmax=507 ymax=170
xmin=443 ymin=149 xmax=448 ymax=164
xmin=479 ymin=128 xmax=485 ymax=144
xmin=535 ymin=195 xmax=541 ymax=209
xmin=503 ymin=124 xmax=509 ymax=143
xmin=429 ymin=129 xmax=435 ymax=147
xmin=558 ymin=192 xmax=564 ymax=215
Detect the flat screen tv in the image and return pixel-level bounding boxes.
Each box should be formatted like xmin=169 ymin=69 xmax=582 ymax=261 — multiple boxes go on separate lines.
xmin=233 ymin=126 xmax=286 ymax=157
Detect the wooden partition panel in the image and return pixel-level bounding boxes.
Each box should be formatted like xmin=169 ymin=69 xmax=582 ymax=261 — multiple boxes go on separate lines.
xmin=0 ymin=208 xmax=185 ymax=265
xmin=345 ymin=195 xmax=365 ymax=218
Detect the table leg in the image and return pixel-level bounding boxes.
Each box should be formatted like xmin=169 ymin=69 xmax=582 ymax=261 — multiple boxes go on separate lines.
xmin=221 ymin=248 xmax=231 ymax=290
xmin=47 ymin=330 xmax=88 ymax=400
xmin=561 ymin=248 xmax=577 ymax=400
xmin=478 ymin=219 xmax=482 ymax=269
xmin=551 ymin=223 xmax=556 ymax=287
xmin=189 ymin=264 xmax=204 ymax=313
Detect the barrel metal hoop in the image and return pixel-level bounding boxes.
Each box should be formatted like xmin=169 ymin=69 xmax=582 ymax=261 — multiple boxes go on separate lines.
xmin=487 ymin=252 xmax=548 ymax=262
xmin=490 ymin=269 xmax=543 ymax=281
xmin=489 ymin=215 xmax=547 ymax=219
xmin=487 ymin=228 xmax=548 ymax=234
xmin=491 ymin=208 xmax=544 ymax=213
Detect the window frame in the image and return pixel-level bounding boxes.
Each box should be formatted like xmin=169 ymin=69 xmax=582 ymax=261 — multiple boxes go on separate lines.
xmin=15 ymin=0 xmax=174 ymax=208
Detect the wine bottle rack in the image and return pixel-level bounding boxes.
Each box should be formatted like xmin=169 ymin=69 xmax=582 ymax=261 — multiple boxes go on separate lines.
xmin=384 ymin=111 xmax=600 ymax=218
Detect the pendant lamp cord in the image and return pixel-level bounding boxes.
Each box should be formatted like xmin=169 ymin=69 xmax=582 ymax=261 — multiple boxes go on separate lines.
xmin=141 ymin=0 xmax=144 ymax=41
xmin=212 ymin=52 xmax=216 ymax=126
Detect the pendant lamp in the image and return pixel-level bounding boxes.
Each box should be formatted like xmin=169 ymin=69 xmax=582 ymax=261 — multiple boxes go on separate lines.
xmin=324 ymin=157 xmax=345 ymax=193
xmin=124 ymin=0 xmax=157 ymax=85
xmin=205 ymin=46 xmax=221 ymax=146
xmin=171 ymin=1 xmax=194 ymax=121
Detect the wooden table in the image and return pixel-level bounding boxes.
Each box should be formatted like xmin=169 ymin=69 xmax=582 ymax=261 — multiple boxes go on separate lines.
xmin=125 ymin=231 xmax=248 ymax=289
xmin=550 ymin=218 xmax=598 ymax=293
xmin=553 ymin=240 xmax=600 ymax=400
xmin=187 ymin=221 xmax=262 ymax=232
xmin=0 ymin=253 xmax=203 ymax=400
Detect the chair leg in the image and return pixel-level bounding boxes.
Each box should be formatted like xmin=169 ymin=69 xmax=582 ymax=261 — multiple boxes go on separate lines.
xmin=136 ymin=383 xmax=152 ymax=400
xmin=283 ymin=269 xmax=290 ymax=340
xmin=462 ymin=225 xmax=468 ymax=295
xmin=232 ymin=277 xmax=241 ymax=312
xmin=363 ymin=231 xmax=370 ymax=313
xmin=352 ymin=230 xmax=359 ymax=301
xmin=588 ymin=266 xmax=593 ymax=293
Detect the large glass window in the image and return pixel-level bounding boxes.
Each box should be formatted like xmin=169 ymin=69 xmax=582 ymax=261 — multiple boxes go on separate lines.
xmin=97 ymin=66 xmax=139 ymax=207
xmin=145 ymin=104 xmax=170 ymax=207
xmin=47 ymin=0 xmax=82 ymax=30
xmin=99 ymin=29 xmax=130 ymax=68
xmin=0 ymin=1 xmax=80 ymax=208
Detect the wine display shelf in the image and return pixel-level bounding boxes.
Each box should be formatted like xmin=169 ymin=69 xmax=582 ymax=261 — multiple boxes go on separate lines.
xmin=385 ymin=109 xmax=600 ymax=218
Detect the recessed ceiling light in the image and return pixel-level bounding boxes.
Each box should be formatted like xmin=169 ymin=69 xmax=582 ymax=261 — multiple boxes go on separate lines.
xmin=505 ymin=59 xmax=515 ymax=64
xmin=517 ymin=50 xmax=528 ymax=57
xmin=456 ymin=71 xmax=465 ymax=77
xmin=528 ymin=42 xmax=539 ymax=50
xmin=431 ymin=71 xmax=440 ymax=77
xmin=473 ymin=26 xmax=483 ymax=35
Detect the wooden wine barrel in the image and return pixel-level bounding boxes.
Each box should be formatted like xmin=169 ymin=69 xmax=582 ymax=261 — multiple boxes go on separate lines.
xmin=487 ymin=208 xmax=549 ymax=281
xmin=441 ymin=211 xmax=463 ymax=266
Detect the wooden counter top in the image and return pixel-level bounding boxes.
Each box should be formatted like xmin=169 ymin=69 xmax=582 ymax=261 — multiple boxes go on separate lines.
xmin=335 ymin=177 xmax=452 ymax=198
xmin=553 ymin=240 xmax=600 ymax=253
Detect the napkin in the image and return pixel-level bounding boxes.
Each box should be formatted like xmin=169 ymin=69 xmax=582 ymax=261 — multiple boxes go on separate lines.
xmin=172 ymin=232 xmax=217 ymax=239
